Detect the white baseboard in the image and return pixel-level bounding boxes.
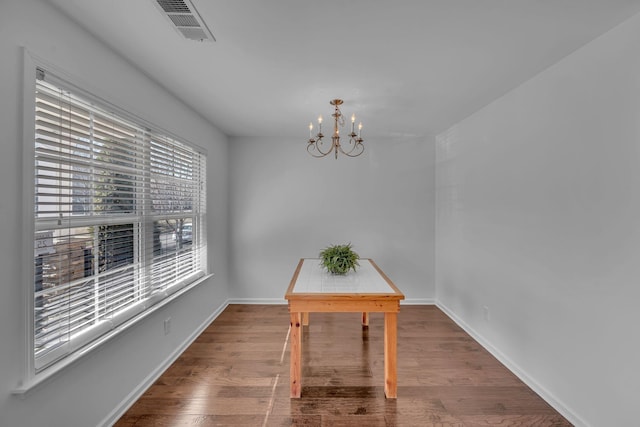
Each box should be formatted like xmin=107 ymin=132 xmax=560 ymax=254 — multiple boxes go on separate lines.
xmin=402 ymin=298 xmax=435 ymax=305
xmin=226 ymin=298 xmax=286 ymax=305
xmin=226 ymin=298 xmax=436 ymax=305
xmin=436 ymin=301 xmax=588 ymax=427
xmin=99 ymin=299 xmax=230 ymax=427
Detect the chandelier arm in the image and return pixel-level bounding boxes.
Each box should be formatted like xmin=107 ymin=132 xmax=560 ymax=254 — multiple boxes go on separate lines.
xmin=337 ymin=135 xmax=363 ymax=155
xmin=338 ymin=139 xmax=365 ymax=157
xmin=307 ymin=149 xmax=333 ymax=158
xmin=307 ymin=137 xmax=333 ymax=157
xmin=307 ymin=144 xmax=333 ymax=158
xmin=314 ymin=136 xmax=334 ymax=156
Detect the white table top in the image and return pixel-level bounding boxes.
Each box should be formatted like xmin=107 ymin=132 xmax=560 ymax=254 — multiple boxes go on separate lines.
xmin=290 ymin=258 xmax=396 ymax=294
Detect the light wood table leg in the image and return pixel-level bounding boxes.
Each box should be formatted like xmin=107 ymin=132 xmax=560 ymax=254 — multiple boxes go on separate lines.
xmin=290 ymin=312 xmax=302 ymax=398
xmin=362 ymin=312 xmax=369 ymax=326
xmin=384 ymin=312 xmax=398 ymax=398
xmin=302 ymin=312 xmax=309 ymax=326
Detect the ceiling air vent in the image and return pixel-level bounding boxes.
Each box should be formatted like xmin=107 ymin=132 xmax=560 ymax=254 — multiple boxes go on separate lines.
xmin=153 ymin=0 xmax=215 ymax=42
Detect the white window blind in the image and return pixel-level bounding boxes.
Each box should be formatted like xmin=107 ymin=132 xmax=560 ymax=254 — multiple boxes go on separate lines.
xmin=33 ymin=69 xmax=207 ymax=372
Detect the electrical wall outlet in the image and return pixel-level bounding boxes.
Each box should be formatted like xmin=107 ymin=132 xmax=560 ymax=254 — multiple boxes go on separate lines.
xmin=482 ymin=306 xmax=490 ymax=322
xmin=164 ymin=317 xmax=171 ymax=335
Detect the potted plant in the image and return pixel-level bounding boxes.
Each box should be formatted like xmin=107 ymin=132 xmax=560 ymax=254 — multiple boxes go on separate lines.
xmin=319 ymin=243 xmax=360 ymax=275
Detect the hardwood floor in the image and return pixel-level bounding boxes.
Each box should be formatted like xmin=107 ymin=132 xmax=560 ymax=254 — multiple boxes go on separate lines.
xmin=114 ymin=305 xmax=572 ymax=426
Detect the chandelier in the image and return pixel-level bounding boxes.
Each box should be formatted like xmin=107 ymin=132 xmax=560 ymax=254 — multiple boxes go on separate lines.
xmin=307 ymin=99 xmax=364 ymax=159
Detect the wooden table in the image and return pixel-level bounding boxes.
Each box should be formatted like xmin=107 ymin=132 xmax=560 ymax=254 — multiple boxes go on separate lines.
xmin=284 ymin=258 xmax=405 ymax=398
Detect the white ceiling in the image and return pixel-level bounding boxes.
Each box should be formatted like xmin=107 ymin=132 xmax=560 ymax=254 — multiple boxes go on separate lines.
xmin=47 ymin=0 xmax=640 ymax=139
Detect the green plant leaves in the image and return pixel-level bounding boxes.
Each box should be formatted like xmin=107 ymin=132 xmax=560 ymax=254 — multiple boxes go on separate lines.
xmin=319 ymin=243 xmax=360 ymax=275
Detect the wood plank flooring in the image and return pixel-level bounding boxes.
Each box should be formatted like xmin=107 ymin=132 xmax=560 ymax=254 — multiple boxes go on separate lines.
xmin=114 ymin=304 xmax=572 ymax=426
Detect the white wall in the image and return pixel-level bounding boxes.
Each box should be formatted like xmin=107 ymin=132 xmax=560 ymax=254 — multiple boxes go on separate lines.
xmin=436 ymin=11 xmax=640 ymax=427
xmin=0 ymin=1 xmax=229 ymax=426
xmin=229 ymin=135 xmax=435 ymax=303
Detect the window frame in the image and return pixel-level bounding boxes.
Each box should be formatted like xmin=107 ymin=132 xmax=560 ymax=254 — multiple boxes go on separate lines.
xmin=16 ymin=51 xmax=210 ymax=393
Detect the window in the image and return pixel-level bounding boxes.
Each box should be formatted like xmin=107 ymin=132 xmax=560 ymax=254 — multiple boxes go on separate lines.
xmin=32 ymin=68 xmax=207 ymax=372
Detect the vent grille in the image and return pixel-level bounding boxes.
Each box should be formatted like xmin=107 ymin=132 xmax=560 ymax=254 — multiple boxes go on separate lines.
xmin=169 ymin=14 xmax=199 ymax=27
xmin=153 ymin=0 xmax=215 ymax=42
xmin=157 ymin=0 xmax=190 ymax=13
xmin=178 ymin=28 xmax=210 ymax=41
